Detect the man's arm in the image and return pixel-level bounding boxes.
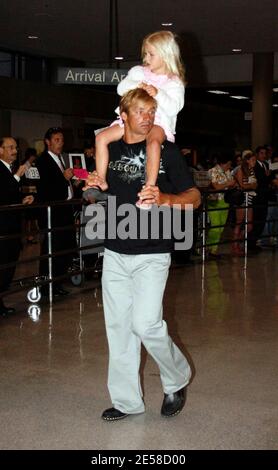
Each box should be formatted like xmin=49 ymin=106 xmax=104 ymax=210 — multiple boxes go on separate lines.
xmin=138 ymin=185 xmax=201 ymax=210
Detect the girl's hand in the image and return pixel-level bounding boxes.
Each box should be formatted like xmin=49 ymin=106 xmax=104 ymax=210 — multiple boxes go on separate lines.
xmin=138 ymin=82 xmax=158 ymax=98
xmin=144 ymin=84 xmax=158 ymax=97
xmin=138 ymin=82 xmax=158 ymax=97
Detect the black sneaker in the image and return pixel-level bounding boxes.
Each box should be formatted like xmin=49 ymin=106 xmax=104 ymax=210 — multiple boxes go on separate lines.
xmin=101 ymin=407 xmax=129 ymax=421
xmin=83 ymin=188 xmax=109 ymax=202
xmin=161 ymin=387 xmax=186 ymax=417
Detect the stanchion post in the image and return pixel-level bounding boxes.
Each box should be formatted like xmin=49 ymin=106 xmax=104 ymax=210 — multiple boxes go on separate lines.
xmin=47 ymin=205 xmax=53 ymax=303
xmin=202 ymin=193 xmax=207 ymax=262
xmin=244 ymin=192 xmax=249 ymax=257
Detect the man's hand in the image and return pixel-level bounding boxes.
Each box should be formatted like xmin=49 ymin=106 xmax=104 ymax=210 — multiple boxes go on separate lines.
xmin=138 ymin=186 xmax=201 ymax=209
xmin=15 ymin=163 xmax=28 ymax=178
xmin=63 ymin=168 xmax=74 ymax=180
xmin=83 ymin=171 xmax=107 ymax=191
xmin=22 ymin=195 xmax=34 ymax=205
xmin=138 ymin=185 xmax=166 ymax=206
xmin=227 ymin=179 xmax=236 ymax=188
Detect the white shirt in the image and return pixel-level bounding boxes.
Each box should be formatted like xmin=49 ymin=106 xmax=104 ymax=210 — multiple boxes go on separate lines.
xmin=0 ymin=159 xmax=20 ymax=182
xmin=48 ymin=151 xmax=73 ymax=199
xmin=116 ymin=65 xmax=185 ymax=141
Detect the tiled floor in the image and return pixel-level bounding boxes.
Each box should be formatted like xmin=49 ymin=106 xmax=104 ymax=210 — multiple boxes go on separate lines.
xmin=0 ymin=248 xmax=278 ymax=450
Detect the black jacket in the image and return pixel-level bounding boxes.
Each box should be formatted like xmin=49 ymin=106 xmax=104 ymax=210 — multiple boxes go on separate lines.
xmin=36 ymin=151 xmax=74 ymax=229
xmin=254 ymin=160 xmax=270 ymax=201
xmin=0 ymin=160 xmax=22 ymax=236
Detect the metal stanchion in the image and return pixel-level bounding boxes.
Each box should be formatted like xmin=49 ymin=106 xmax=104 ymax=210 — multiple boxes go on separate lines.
xmin=243 ymin=192 xmax=249 ymax=258
xmin=202 ymin=194 xmax=207 ymax=263
xmin=47 ymin=205 xmax=53 ymax=303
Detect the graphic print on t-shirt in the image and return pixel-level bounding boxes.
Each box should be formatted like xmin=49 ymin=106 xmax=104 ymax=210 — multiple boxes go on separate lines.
xmin=108 ymin=144 xmax=165 ymax=185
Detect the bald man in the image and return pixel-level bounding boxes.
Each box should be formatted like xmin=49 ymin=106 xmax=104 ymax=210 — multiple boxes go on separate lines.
xmin=0 ymin=137 xmax=33 ymax=316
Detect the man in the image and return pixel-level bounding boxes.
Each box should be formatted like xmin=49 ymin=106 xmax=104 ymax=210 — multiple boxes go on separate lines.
xmin=84 ymin=142 xmax=96 ymax=172
xmin=86 ymin=89 xmax=200 ymax=420
xmin=36 ymin=127 xmax=76 ymax=297
xmin=0 ymin=137 xmax=34 ymax=316
xmin=248 ymin=145 xmax=270 ymax=251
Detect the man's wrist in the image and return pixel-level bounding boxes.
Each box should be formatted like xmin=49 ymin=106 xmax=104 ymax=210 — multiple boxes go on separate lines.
xmin=159 ymin=193 xmax=171 ymax=206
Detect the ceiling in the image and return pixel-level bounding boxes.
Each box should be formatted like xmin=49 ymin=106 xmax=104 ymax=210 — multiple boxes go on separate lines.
xmin=0 ymin=0 xmax=277 ymax=65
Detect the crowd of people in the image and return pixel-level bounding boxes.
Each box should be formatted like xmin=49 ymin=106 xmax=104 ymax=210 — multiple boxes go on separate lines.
xmin=187 ymin=145 xmax=278 ymax=259
xmin=1 ymin=132 xmax=278 ymax=313
xmin=1 ymin=126 xmax=278 ymax=311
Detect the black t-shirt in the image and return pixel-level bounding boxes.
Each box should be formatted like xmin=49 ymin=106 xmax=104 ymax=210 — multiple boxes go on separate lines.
xmin=104 ymin=139 xmax=194 ymax=254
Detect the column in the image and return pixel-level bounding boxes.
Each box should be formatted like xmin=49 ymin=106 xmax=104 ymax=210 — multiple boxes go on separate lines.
xmin=251 ymin=53 xmax=274 ymax=149
xmin=0 ymin=109 xmax=11 ymax=137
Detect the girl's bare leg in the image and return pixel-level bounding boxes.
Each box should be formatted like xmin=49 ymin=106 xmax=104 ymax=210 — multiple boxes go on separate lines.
xmin=94 ymin=125 xmax=124 ymax=190
xmin=145 ymin=125 xmax=166 ymax=186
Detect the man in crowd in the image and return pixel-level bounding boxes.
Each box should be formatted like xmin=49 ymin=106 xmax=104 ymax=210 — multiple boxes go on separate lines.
xmin=84 ymin=142 xmax=96 ymax=172
xmin=36 ymin=127 xmax=76 ymax=297
xmin=248 ymin=145 xmax=270 ymax=252
xmin=0 ymin=137 xmax=34 ymax=316
xmin=85 ymin=89 xmax=200 ymax=420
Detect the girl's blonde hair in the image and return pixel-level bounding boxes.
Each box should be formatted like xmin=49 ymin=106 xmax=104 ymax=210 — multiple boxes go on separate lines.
xmin=241 ymin=151 xmax=255 ymax=178
xmin=141 ymin=31 xmax=186 ymax=84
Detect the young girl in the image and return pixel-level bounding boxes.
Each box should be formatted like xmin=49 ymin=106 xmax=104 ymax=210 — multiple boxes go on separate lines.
xmin=232 ymin=150 xmax=257 ymax=256
xmin=86 ymin=30 xmax=186 ymax=207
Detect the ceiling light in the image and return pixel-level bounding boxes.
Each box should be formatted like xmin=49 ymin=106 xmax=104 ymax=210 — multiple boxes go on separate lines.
xmin=232 ymin=48 xmax=242 ymax=52
xmin=273 ymin=104 xmax=278 ymax=107
xmin=273 ymin=88 xmax=278 ymax=92
xmin=230 ymin=95 xmax=249 ymax=100
xmin=161 ymin=23 xmax=173 ymax=26
xmin=114 ymin=56 xmax=124 ymax=60
xmin=28 ymin=35 xmax=39 ymax=39
xmin=207 ymin=90 xmax=229 ymax=95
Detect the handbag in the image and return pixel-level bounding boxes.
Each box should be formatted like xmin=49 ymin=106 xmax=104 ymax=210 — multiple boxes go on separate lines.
xmin=224 ymin=188 xmax=244 ymax=206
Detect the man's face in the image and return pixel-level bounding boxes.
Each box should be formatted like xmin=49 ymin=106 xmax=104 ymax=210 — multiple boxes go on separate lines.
xmin=0 ymin=138 xmax=18 ymax=165
xmin=248 ymin=155 xmax=257 ymax=168
xmin=46 ymin=132 xmax=64 ymax=155
xmin=257 ymin=149 xmax=267 ymax=161
xmin=84 ymin=147 xmax=95 ymax=158
xmin=222 ymin=161 xmax=232 ymax=172
xmin=121 ymin=99 xmax=156 ymax=138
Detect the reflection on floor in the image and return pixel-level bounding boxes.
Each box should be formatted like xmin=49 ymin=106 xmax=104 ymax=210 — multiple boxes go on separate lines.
xmin=0 ymin=249 xmax=278 ymax=450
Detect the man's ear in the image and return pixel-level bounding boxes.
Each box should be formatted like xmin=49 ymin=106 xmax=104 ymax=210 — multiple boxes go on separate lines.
xmin=121 ymin=112 xmax=127 ymax=122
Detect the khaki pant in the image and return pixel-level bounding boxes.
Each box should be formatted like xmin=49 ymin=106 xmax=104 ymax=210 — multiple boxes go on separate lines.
xmin=102 ymin=248 xmax=191 ymax=414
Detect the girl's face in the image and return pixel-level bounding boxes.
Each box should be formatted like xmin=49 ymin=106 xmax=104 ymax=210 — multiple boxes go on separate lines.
xmin=247 ymin=155 xmax=257 ymax=168
xmin=143 ymin=43 xmax=166 ymax=74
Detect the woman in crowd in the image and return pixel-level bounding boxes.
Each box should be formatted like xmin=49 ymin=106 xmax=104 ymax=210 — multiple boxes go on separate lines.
xmin=207 ymin=153 xmax=236 ymax=259
xmin=231 ymin=150 xmax=257 ymax=256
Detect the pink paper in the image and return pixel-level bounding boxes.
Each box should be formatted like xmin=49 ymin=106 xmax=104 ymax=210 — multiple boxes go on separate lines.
xmin=73 ymin=169 xmax=89 ymax=180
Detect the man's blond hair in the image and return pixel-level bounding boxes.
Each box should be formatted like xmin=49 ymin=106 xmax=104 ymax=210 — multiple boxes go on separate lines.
xmin=119 ymin=88 xmax=157 ymax=114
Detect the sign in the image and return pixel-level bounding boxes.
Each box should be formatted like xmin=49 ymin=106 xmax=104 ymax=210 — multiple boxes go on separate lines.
xmin=57 ymin=67 xmax=128 ymax=85
xmin=25 ymin=167 xmax=40 ymax=179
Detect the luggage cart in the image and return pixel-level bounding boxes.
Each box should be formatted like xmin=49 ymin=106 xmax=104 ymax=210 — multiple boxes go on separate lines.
xmin=70 ymin=201 xmax=105 ymax=286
